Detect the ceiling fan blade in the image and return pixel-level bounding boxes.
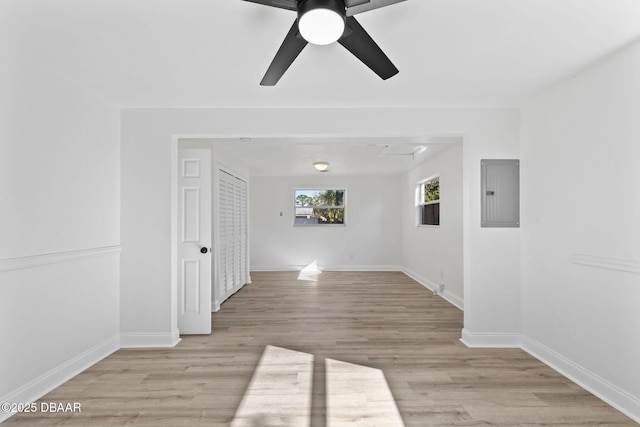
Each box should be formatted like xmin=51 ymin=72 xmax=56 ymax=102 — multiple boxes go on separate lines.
xmin=260 ymin=20 xmax=308 ymax=86
xmin=338 ymin=16 xmax=398 ymax=80
xmin=344 ymin=0 xmax=370 ymax=7
xmin=241 ymin=0 xmax=296 ymax=11
xmin=346 ymin=0 xmax=405 ymax=16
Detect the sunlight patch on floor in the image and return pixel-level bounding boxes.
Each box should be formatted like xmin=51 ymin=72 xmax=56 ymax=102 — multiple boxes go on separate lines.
xmin=326 ymin=358 xmax=405 ymax=427
xmin=231 ymin=345 xmax=404 ymax=427
xmin=297 ymin=260 xmax=322 ymax=282
xmin=231 ymin=345 xmax=314 ymax=427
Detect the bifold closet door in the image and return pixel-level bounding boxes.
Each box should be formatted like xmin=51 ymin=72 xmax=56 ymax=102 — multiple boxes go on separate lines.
xmin=218 ymin=170 xmax=249 ymax=304
xmin=238 ymin=178 xmax=248 ymax=287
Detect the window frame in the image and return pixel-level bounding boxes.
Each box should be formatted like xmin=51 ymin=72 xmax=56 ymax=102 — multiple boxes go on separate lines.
xmin=417 ymin=175 xmax=440 ymax=227
xmin=294 ymin=188 xmax=346 ymax=227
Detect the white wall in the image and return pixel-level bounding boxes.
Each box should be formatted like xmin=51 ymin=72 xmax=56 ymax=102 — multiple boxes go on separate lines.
xmin=520 ymin=39 xmax=640 ymax=420
xmin=120 ymin=107 xmax=520 ymax=346
xmin=0 ymin=25 xmax=121 ymax=420
xmin=401 ymin=144 xmax=464 ymax=309
xmin=458 ymin=113 xmax=521 ymax=344
xmin=250 ymin=175 xmax=402 ymax=271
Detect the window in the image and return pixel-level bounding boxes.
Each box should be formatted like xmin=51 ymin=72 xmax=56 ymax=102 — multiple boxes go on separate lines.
xmin=295 ymin=189 xmax=345 ymax=225
xmin=418 ymin=177 xmax=440 ymax=226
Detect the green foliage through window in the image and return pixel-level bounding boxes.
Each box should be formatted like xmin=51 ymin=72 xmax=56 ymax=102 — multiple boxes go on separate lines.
xmin=423 ymin=178 xmax=440 ymax=203
xmin=295 ymin=189 xmax=345 ymax=225
xmin=419 ymin=177 xmax=440 ymax=226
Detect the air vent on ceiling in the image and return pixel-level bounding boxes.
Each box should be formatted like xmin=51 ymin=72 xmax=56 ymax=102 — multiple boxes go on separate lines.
xmin=378 ymin=145 xmax=427 ymax=158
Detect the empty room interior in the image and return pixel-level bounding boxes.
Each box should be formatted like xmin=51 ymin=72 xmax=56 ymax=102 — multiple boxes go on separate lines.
xmin=1 ymin=0 xmax=639 ymax=425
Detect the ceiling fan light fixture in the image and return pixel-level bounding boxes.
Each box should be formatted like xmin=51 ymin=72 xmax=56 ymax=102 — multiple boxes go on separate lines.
xmin=313 ymin=161 xmax=330 ymax=172
xmin=298 ymin=0 xmax=346 ymax=45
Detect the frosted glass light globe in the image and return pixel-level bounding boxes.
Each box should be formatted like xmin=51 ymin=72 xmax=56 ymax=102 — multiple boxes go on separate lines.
xmin=299 ymin=9 xmax=345 ymax=45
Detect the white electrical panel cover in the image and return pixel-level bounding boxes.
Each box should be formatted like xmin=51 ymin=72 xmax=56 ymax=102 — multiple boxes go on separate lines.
xmin=481 ymin=159 xmax=520 ymax=227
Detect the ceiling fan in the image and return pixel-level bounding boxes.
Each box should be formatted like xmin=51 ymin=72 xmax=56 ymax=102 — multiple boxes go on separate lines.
xmin=242 ymin=0 xmax=405 ymax=85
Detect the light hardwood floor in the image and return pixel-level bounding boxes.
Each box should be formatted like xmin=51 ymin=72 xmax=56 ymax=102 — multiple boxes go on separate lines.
xmin=5 ymin=271 xmax=637 ymax=426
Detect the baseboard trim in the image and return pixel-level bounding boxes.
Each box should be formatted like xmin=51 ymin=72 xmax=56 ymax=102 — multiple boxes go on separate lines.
xmin=402 ymin=267 xmax=464 ymax=310
xmin=120 ymin=330 xmax=181 ymax=348
xmin=521 ymin=336 xmax=640 ymax=424
xmin=460 ymin=328 xmax=521 ymax=348
xmin=459 ymin=330 xmax=639 ymax=422
xmin=442 ymin=290 xmax=464 ymax=310
xmin=0 ymin=245 xmax=121 ymax=272
xmin=324 ymin=265 xmax=402 ymax=271
xmin=251 ymin=265 xmax=402 ymax=272
xmin=0 ymin=334 xmax=120 ymax=423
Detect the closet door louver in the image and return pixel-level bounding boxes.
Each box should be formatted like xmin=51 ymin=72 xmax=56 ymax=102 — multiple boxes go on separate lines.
xmin=217 ymin=170 xmax=249 ymax=305
xmin=239 ymin=179 xmax=248 ymax=285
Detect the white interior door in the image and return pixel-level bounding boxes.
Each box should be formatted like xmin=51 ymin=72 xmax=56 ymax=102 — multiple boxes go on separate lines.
xmin=177 ymin=148 xmax=212 ymax=334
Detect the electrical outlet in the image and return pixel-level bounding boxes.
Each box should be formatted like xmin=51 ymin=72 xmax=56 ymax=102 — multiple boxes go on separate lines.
xmin=439 ymin=284 xmax=445 ymax=294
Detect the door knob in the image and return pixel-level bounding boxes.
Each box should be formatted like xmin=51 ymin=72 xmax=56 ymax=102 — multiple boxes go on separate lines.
xmin=200 ymin=247 xmax=208 ymax=254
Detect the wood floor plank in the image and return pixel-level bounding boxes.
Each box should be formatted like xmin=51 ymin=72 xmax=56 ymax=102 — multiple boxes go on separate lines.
xmin=4 ymin=271 xmax=636 ymax=426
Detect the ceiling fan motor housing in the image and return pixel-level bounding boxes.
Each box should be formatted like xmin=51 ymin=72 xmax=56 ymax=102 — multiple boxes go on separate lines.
xmin=297 ymin=0 xmax=346 ymax=17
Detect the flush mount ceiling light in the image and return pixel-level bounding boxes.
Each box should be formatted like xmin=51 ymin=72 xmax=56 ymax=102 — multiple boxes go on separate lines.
xmin=313 ymin=161 xmax=330 ymax=172
xmin=298 ymin=0 xmax=346 ymax=46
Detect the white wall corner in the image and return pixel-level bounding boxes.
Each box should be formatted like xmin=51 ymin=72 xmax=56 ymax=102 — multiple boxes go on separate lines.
xmin=0 ymin=334 xmax=120 ymax=423
xmin=402 ymin=267 xmax=464 ymax=310
xmin=120 ymin=330 xmax=181 ymax=348
xmin=521 ymin=336 xmax=640 ymax=424
xmin=460 ymin=328 xmax=522 ymax=348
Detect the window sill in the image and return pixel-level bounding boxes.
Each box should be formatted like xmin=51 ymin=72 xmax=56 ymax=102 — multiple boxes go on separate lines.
xmin=294 ymin=224 xmax=347 ymax=227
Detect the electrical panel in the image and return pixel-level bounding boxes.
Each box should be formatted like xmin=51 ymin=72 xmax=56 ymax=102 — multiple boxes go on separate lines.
xmin=481 ymin=159 xmax=520 ymax=228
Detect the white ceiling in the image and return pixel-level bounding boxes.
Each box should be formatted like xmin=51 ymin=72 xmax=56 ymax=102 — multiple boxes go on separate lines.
xmin=184 ymin=136 xmax=461 ymax=176
xmin=4 ymin=0 xmax=640 ymax=108
xmin=4 ymin=0 xmax=640 ymax=176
